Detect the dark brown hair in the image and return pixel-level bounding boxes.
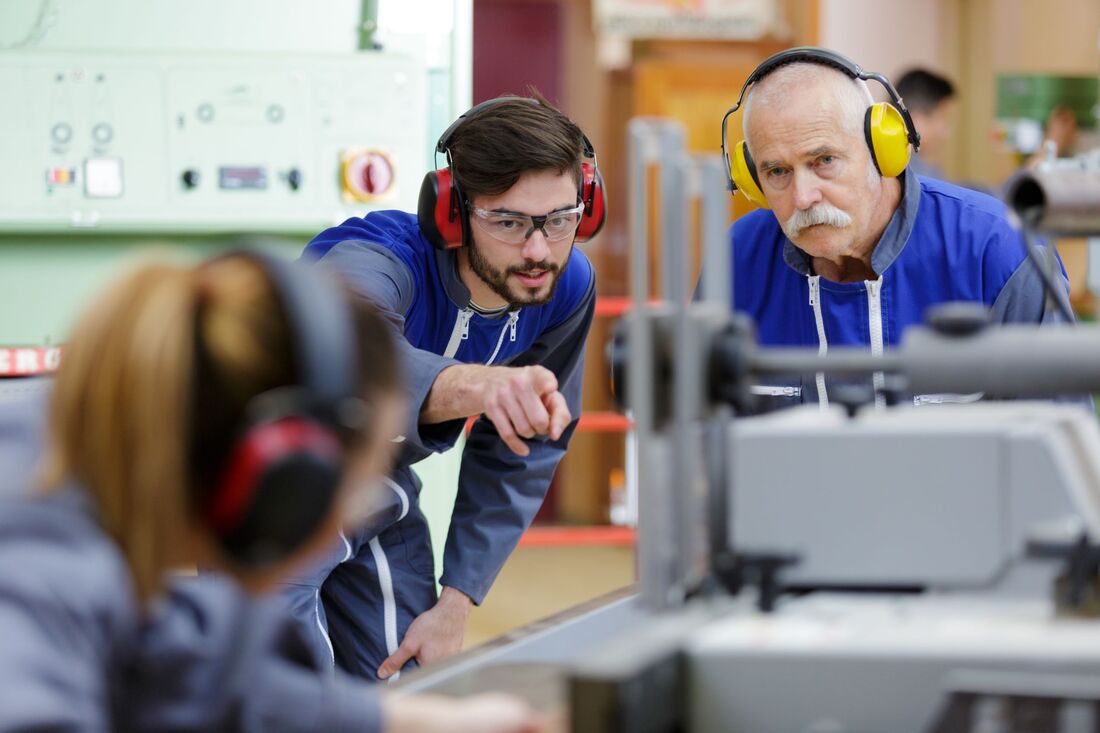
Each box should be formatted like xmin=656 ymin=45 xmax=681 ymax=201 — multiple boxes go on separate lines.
xmin=448 ymin=92 xmax=586 ymax=202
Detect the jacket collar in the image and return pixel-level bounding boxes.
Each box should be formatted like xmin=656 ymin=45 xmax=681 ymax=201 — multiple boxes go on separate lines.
xmin=433 ymin=247 xmax=519 ymax=318
xmin=434 ymin=247 xmax=474 ymax=308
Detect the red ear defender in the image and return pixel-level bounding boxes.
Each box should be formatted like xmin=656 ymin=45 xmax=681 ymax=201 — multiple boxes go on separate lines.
xmin=575 ymin=161 xmax=606 ymax=243
xmin=417 ymin=169 xmax=466 ymax=250
xmin=205 ymin=418 xmax=343 ymax=536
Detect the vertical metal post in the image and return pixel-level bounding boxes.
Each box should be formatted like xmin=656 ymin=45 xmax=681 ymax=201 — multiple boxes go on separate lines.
xmin=628 ymin=122 xmax=735 ymax=608
xmin=700 ymin=156 xmax=732 ymax=308
xmin=658 ymin=126 xmax=687 ymax=303
xmin=671 ymin=153 xmax=706 ymax=595
xmin=699 ymin=154 xmax=736 ymax=575
xmin=627 ymin=119 xmax=665 ymax=609
xmin=628 ymin=119 xmax=655 ymax=314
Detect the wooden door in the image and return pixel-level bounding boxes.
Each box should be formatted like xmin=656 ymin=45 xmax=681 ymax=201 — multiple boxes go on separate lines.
xmin=631 ymin=57 xmax=775 ymax=294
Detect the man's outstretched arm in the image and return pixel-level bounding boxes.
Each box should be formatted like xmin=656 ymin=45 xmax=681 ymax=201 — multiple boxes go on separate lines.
xmin=377 ymin=273 xmax=596 ymax=678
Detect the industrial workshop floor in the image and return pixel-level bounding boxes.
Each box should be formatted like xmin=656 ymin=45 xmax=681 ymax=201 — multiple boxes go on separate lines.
xmin=464 ymin=544 xmax=635 ymax=647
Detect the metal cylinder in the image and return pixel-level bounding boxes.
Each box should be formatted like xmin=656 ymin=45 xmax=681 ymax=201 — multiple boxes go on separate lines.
xmin=734 ymin=325 xmax=1100 ymax=397
xmin=902 ymin=326 xmax=1100 ymax=395
xmin=1006 ymin=168 xmax=1100 ymax=235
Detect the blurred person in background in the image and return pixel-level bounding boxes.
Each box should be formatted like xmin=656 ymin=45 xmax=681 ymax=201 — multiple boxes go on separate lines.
xmin=896 ymin=68 xmax=956 ymax=181
xmin=897 ymin=67 xmax=1080 ymax=184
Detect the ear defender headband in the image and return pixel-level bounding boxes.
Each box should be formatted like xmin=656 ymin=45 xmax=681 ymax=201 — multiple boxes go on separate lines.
xmin=418 ymin=96 xmax=606 ymax=250
xmin=194 ymin=249 xmax=366 ymax=569
xmin=720 ymin=47 xmax=921 ymax=210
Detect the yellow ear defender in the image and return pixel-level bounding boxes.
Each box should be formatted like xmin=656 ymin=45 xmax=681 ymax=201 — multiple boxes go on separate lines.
xmin=721 ymin=47 xmax=921 ymax=211
xmin=730 ymin=140 xmax=768 ymax=209
xmin=865 ymin=102 xmax=912 ymax=178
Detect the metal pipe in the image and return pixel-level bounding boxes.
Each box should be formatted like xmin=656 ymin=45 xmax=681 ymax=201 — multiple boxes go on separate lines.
xmin=748 ymin=348 xmax=906 ymax=380
xmin=1006 ymin=168 xmax=1100 ymax=235
xmin=902 ymin=327 xmax=1100 ymax=395
xmin=738 ymin=326 xmax=1100 ymax=397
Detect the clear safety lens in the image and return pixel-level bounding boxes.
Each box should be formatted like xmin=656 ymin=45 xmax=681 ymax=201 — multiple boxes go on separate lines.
xmin=469 ymin=203 xmax=584 ymax=244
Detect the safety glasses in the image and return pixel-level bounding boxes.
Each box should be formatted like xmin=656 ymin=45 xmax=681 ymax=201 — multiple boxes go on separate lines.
xmin=468 ymin=202 xmax=585 ymax=245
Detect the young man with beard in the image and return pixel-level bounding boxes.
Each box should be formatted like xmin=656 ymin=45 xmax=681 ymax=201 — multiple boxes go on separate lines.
xmin=293 ymin=95 xmax=601 ymax=681
xmin=723 ymin=49 xmax=1072 ymax=410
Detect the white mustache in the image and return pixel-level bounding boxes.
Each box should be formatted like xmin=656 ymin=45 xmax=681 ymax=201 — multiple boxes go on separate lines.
xmin=784 ymin=204 xmax=853 ymax=238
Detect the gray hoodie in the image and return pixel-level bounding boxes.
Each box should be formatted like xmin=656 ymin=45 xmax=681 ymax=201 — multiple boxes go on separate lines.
xmin=0 ymin=388 xmax=383 ymax=733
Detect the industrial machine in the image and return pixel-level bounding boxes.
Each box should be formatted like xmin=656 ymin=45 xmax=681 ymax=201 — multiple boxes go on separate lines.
xmin=398 ymin=121 xmax=1100 ymax=732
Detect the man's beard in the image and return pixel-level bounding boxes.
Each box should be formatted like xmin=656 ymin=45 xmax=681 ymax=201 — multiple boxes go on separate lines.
xmin=467 ymin=239 xmax=570 ymax=307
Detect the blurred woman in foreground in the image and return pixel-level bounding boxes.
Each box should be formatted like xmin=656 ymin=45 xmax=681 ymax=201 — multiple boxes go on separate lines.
xmin=0 ymin=250 xmax=539 ymax=732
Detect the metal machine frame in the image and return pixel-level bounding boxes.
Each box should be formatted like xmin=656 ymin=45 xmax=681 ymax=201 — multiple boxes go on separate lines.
xmin=400 ymin=124 xmax=1100 ymax=732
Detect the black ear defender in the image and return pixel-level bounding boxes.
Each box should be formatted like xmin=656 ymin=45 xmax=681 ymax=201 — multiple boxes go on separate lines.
xmin=418 ymin=96 xmax=607 ymax=249
xmin=720 ymin=47 xmax=922 ymax=210
xmin=193 ymin=248 xmax=367 ymax=569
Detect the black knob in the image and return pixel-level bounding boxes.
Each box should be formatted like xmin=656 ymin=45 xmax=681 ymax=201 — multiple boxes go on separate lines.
xmin=926 ymin=302 xmax=991 ymax=337
xmin=181 ymin=169 xmax=200 ymax=189
xmin=286 ymin=168 xmax=302 ymax=191
xmin=831 ymin=383 xmax=876 ymax=418
xmin=737 ymin=552 xmax=800 ymax=613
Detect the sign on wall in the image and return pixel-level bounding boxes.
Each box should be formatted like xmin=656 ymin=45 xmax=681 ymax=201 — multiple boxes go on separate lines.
xmin=593 ymin=0 xmax=777 ymax=40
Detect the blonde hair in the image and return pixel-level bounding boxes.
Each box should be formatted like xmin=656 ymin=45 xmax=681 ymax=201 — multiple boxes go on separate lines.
xmin=40 ymin=256 xmax=292 ymax=604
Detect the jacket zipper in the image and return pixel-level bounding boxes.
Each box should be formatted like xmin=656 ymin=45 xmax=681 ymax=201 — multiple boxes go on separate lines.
xmin=486 ymin=311 xmax=520 ymax=365
xmin=750 ymin=385 xmax=802 ymax=397
xmin=808 ymin=275 xmax=829 ymax=409
xmin=913 ymin=392 xmax=984 ymax=406
xmin=866 ymin=276 xmax=886 ymax=409
xmin=443 ymin=308 xmax=474 ymax=359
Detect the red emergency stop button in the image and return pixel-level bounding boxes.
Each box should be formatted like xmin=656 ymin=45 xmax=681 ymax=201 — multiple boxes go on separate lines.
xmin=341 ymin=148 xmax=395 ymax=203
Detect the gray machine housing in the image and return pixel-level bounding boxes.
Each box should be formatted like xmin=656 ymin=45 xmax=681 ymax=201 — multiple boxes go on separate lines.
xmin=687 ymin=593 xmax=1100 ymax=733
xmin=732 ymin=402 xmax=1100 ymax=590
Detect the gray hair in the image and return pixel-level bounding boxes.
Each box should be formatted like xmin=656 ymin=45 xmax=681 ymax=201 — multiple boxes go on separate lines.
xmin=742 ymin=62 xmax=874 ymax=143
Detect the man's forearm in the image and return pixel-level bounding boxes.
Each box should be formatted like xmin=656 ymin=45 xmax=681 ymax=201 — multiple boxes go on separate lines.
xmin=420 ymin=364 xmax=493 ymax=424
xmin=438 ymin=585 xmax=474 ymax=612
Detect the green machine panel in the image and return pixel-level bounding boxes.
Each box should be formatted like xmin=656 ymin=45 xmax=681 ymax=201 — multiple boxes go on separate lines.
xmin=0 ymin=50 xmax=428 ymax=344
xmin=0 ymin=50 xmax=427 ymax=232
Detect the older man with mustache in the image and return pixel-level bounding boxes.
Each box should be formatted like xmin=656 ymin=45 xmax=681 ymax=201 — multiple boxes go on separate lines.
xmin=724 ymin=49 xmax=1073 ymax=410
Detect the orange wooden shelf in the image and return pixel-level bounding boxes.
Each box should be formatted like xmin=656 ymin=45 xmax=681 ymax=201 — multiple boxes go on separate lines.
xmin=594 ymin=296 xmax=662 ymax=318
xmin=465 ymin=411 xmax=632 ymax=434
xmin=518 ymin=525 xmax=636 ymax=547
xmin=577 ymin=411 xmax=632 ymax=432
